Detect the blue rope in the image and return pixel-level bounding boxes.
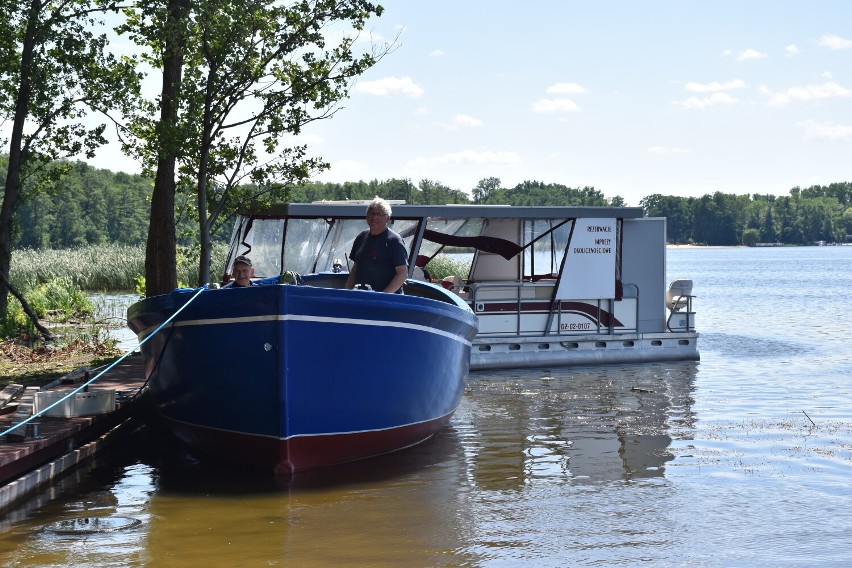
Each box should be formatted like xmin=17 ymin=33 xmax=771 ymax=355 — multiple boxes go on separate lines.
xmin=0 ymin=285 xmax=207 ymax=438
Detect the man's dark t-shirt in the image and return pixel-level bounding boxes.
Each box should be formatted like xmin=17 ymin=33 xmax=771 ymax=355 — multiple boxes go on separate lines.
xmin=349 ymin=228 xmax=408 ymax=293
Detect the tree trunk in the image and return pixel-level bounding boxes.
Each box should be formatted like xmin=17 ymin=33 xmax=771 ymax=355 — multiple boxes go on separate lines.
xmin=0 ymin=0 xmax=41 ymax=318
xmin=195 ymin=64 xmax=217 ymax=287
xmin=0 ymin=270 xmax=53 ymax=341
xmin=144 ymin=0 xmax=189 ymax=297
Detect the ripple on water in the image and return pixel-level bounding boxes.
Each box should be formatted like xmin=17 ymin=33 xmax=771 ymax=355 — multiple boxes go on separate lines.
xmin=699 ymin=332 xmax=811 ymax=359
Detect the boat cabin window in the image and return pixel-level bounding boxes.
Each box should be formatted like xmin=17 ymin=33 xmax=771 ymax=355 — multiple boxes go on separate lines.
xmin=523 ymin=219 xmax=572 ymax=280
xmin=230 ymin=218 xmax=286 ymax=278
xmin=303 ymin=218 xmax=363 ymax=274
xmin=233 ymin=216 xmax=424 ymax=278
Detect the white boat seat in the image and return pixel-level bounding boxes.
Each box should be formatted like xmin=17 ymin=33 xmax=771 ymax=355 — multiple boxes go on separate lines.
xmin=666 ymin=279 xmax=693 ymax=311
xmin=441 ymin=275 xmax=470 ymax=299
xmin=441 ymin=275 xmax=463 ymax=291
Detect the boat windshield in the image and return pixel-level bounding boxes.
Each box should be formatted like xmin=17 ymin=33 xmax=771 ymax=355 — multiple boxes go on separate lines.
xmin=234 ymin=216 xmax=423 ymax=277
xmin=227 ymin=211 xmax=621 ymax=284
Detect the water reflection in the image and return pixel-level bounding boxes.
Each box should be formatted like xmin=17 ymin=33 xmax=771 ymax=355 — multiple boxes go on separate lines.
xmin=0 ymin=362 xmax=698 ymax=566
xmin=89 ymin=292 xmax=140 ymax=352
xmin=141 ymin=426 xmax=475 ymax=567
xmin=459 ymin=362 xmax=698 ymax=488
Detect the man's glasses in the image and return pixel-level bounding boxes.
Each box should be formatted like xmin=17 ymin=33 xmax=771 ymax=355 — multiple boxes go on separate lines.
xmin=367 ymin=211 xmax=388 ymax=218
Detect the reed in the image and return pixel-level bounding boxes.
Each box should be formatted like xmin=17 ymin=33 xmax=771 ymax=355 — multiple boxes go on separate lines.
xmin=424 ymin=254 xmax=471 ymax=281
xmin=9 ymin=243 xmax=229 ymax=292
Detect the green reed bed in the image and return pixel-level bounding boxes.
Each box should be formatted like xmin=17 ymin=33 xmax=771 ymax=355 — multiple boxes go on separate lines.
xmin=11 ymin=244 xmax=145 ymax=292
xmin=424 ymin=253 xmax=471 ymax=281
xmin=9 ymin=243 xmax=228 ymax=292
xmin=2 ymin=243 xmax=225 ymax=341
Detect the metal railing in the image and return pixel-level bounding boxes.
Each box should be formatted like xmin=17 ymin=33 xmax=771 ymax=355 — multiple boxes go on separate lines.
xmin=466 ymin=280 xmax=640 ymax=337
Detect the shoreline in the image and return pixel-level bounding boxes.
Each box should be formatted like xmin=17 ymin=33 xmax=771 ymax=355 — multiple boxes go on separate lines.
xmin=666 ymin=244 xmax=745 ymax=249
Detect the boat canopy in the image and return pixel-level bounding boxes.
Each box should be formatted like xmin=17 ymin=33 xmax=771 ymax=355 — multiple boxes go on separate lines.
xmin=224 ymin=203 xmax=644 ymax=290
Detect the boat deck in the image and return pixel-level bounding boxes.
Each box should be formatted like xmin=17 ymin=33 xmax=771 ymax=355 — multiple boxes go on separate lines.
xmin=0 ymin=353 xmax=148 ymax=513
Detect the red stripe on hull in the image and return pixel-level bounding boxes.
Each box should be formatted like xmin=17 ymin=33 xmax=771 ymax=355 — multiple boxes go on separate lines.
xmin=162 ymin=413 xmax=455 ymax=475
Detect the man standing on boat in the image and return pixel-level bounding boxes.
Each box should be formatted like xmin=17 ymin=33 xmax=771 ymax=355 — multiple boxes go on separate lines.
xmin=223 ymin=256 xmax=255 ymax=288
xmin=346 ymin=197 xmax=408 ymax=293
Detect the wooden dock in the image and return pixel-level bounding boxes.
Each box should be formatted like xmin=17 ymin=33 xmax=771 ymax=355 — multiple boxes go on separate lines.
xmin=0 ymin=353 xmax=148 ymax=514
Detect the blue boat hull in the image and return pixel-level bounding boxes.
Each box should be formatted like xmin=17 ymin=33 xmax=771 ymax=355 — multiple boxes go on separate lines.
xmin=128 ymin=282 xmax=477 ymax=474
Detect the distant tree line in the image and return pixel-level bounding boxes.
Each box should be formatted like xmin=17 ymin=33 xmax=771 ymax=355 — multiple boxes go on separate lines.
xmin=4 ymin=158 xmax=851 ymax=248
xmin=4 ymin=164 xmax=622 ymax=249
xmin=641 ymin=183 xmax=852 ymax=245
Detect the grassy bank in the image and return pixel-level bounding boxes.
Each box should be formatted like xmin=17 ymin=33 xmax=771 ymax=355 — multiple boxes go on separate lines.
xmin=2 ymin=243 xmax=222 ymax=383
xmin=9 ymin=243 xmax=229 ymax=292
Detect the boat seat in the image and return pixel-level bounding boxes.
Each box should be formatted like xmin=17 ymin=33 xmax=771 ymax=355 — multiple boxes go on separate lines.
xmin=441 ymin=275 xmax=462 ymax=291
xmin=441 ymin=275 xmax=470 ymax=300
xmin=666 ymin=279 xmax=693 ymax=311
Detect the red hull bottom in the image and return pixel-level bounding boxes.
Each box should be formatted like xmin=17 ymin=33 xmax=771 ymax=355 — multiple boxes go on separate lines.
xmin=161 ymin=413 xmax=455 ymax=475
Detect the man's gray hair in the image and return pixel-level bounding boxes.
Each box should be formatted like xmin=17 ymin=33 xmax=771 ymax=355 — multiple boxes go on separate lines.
xmin=367 ymin=196 xmax=392 ymax=217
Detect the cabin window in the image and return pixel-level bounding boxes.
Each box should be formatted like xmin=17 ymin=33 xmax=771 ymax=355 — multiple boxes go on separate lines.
xmin=310 ymin=218 xmax=365 ymax=273
xmin=235 ymin=218 xmax=285 ymax=278
xmin=280 ymin=217 xmax=423 ymax=275
xmin=522 ymin=220 xmax=572 ymax=280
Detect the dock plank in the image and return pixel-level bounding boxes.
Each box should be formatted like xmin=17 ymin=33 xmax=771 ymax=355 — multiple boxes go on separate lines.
xmin=0 ymin=353 xmax=148 ymax=492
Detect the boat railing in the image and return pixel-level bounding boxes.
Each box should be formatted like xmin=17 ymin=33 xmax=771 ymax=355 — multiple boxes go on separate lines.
xmin=466 ymin=280 xmax=640 ymax=337
xmin=665 ymin=279 xmax=695 ymax=332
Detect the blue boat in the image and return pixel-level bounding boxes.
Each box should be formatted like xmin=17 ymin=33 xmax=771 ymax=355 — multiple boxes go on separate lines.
xmin=127 ymin=214 xmax=478 ymax=474
xmin=129 ymin=199 xmax=699 ymax=472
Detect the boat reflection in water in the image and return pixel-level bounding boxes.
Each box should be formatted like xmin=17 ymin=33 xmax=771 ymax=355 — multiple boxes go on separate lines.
xmin=458 ymin=361 xmax=698 ymax=490
xmin=141 ymin=426 xmax=475 ymax=567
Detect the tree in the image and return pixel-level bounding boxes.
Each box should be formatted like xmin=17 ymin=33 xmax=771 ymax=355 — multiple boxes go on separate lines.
xmin=760 ymin=202 xmax=777 ymax=243
xmin=0 ymin=0 xmax=139 ymax=319
xmin=741 ymin=228 xmax=759 ymax=246
xmin=842 ymin=207 xmax=852 ymax=241
xmin=639 ymin=194 xmax=694 ymax=243
xmin=473 ymin=177 xmax=501 ymax=204
xmin=121 ymin=0 xmax=390 ymax=290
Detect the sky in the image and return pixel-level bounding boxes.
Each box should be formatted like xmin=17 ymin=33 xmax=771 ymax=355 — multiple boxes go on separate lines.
xmin=84 ymin=1 xmax=852 ymax=206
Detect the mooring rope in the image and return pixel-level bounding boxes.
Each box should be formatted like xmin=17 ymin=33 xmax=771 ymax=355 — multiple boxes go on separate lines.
xmin=0 ymin=285 xmax=208 ymax=438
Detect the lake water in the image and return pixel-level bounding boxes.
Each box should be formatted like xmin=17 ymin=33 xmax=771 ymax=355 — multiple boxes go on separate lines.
xmin=2 ymin=246 xmax=851 ymax=567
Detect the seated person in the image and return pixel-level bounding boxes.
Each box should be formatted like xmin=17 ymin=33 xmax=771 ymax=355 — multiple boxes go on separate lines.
xmin=223 ymin=255 xmax=255 ymax=288
xmin=345 ymin=197 xmax=408 ymax=293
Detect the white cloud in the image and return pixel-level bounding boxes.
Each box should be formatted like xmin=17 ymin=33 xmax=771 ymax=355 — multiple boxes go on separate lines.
xmin=761 ymin=81 xmax=852 ymax=106
xmin=355 ymin=76 xmax=424 ymax=97
xmin=818 ymin=34 xmax=852 ymax=50
xmin=798 ymin=120 xmax=852 ymax=141
xmin=785 ymin=44 xmax=799 ymax=56
xmin=454 ymin=114 xmax=482 ymax=127
xmin=531 ymin=98 xmax=581 ymax=113
xmin=407 ymin=149 xmax=522 ymax=167
xmin=674 ymin=92 xmax=738 ymax=110
xmin=434 ymin=114 xmax=483 ymax=131
xmin=737 ymin=48 xmax=768 ymax=61
xmin=545 ymin=82 xmax=587 ymax=95
xmin=684 ymin=79 xmax=746 ymax=92
xmin=429 ymin=49 xmax=445 ymax=57
xmin=647 ymin=146 xmax=692 ymax=155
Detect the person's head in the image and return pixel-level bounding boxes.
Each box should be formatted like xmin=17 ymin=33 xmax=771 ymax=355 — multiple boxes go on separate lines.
xmin=231 ymin=256 xmax=254 ymax=286
xmin=366 ymin=197 xmax=391 ymax=234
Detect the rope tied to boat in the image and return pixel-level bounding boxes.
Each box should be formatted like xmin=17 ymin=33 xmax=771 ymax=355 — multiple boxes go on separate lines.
xmin=0 ymin=285 xmax=208 ymax=439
